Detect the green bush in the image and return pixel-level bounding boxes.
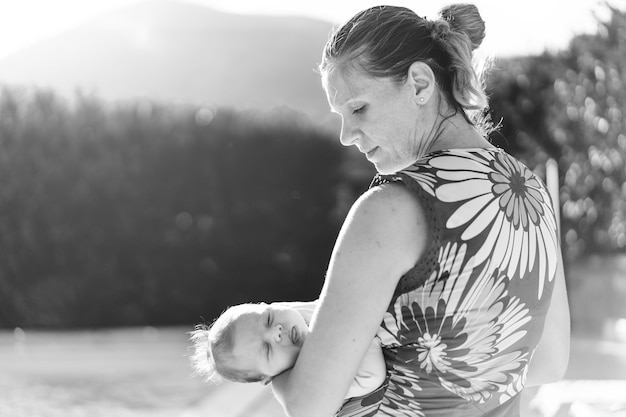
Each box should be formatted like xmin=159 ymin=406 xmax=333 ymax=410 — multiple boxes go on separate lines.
xmin=488 ymin=4 xmax=626 ymax=260
xmin=0 ymin=89 xmax=345 ymax=328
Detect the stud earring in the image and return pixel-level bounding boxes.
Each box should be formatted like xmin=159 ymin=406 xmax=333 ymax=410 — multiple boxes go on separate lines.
xmin=419 ymin=97 xmax=424 ymax=102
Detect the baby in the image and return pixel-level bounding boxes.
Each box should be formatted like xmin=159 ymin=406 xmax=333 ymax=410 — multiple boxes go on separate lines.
xmin=189 ymin=300 xmax=386 ymax=399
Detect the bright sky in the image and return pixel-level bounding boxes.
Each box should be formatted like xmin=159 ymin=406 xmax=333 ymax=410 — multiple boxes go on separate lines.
xmin=0 ymin=0 xmax=616 ymax=59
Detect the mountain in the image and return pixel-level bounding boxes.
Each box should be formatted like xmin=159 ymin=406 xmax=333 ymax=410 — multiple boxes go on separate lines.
xmin=0 ymin=0 xmax=339 ymax=127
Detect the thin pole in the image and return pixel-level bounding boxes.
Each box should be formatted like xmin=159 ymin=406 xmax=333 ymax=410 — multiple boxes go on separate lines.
xmin=546 ymin=158 xmax=561 ymax=235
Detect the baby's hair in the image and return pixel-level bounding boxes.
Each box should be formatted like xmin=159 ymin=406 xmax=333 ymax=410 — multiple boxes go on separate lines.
xmin=188 ymin=321 xmax=223 ymax=383
xmin=188 ymin=304 xmax=267 ymax=384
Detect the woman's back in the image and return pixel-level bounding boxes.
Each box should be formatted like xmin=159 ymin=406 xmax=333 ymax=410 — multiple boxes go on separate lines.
xmin=337 ymin=148 xmax=560 ymax=416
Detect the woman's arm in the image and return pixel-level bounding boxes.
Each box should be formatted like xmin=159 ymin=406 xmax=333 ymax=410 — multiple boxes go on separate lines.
xmin=272 ymin=183 xmax=427 ymax=417
xmin=525 ymin=246 xmax=571 ymax=386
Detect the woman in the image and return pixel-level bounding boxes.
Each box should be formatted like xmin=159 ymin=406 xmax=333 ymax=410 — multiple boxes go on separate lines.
xmin=272 ymin=4 xmax=570 ymax=417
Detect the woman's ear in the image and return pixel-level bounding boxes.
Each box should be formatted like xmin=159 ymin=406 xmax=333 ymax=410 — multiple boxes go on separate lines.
xmin=407 ymin=62 xmax=436 ymax=105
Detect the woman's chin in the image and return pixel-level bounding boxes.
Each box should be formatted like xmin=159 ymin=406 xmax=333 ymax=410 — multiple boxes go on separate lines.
xmin=374 ymin=164 xmax=397 ymax=176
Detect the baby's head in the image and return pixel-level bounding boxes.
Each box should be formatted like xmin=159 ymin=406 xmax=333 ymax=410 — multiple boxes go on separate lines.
xmin=189 ymin=302 xmax=309 ymax=385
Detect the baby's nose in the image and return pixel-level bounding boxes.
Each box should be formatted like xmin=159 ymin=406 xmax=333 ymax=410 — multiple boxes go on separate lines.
xmin=274 ymin=324 xmax=286 ymax=342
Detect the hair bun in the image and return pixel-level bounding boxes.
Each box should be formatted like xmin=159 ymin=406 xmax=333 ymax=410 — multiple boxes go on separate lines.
xmin=439 ymin=3 xmax=485 ymax=50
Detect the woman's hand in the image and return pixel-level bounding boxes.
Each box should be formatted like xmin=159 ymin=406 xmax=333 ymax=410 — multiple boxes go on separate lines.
xmin=271 ymin=183 xmax=427 ymax=417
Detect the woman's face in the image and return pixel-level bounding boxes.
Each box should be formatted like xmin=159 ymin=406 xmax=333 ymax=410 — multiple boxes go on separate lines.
xmin=229 ymin=303 xmax=309 ymax=382
xmin=324 ymin=67 xmax=427 ymax=174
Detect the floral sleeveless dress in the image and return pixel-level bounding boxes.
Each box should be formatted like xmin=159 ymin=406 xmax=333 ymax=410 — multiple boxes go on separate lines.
xmin=336 ymin=148 xmax=560 ymax=417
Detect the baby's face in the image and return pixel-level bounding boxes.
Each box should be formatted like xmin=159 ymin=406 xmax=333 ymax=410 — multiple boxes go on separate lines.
xmin=230 ymin=303 xmax=309 ymax=382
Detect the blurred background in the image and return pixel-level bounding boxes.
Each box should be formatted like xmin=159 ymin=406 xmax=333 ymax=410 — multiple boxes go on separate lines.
xmin=0 ymin=0 xmax=625 ymax=416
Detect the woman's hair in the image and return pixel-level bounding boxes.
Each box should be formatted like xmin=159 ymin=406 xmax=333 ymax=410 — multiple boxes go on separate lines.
xmin=188 ymin=305 xmax=266 ymax=384
xmin=320 ymin=3 xmax=493 ymax=134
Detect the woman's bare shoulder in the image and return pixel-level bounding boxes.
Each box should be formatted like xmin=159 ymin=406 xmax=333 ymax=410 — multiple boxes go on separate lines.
xmin=350 ymin=181 xmax=426 ymax=232
xmin=338 ymin=181 xmax=427 ymax=277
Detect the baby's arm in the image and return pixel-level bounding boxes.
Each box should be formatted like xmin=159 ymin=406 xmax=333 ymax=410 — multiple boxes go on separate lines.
xmin=345 ymin=337 xmax=386 ymax=399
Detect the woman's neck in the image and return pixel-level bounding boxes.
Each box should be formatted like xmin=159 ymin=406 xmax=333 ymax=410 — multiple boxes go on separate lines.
xmin=426 ymin=111 xmax=492 ymax=154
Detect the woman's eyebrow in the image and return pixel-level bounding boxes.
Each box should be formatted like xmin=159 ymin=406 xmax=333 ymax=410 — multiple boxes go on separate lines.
xmin=329 ymin=98 xmax=361 ymax=115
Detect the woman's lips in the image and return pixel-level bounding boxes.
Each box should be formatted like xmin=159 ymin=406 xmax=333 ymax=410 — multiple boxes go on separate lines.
xmin=366 ymin=147 xmax=378 ymax=158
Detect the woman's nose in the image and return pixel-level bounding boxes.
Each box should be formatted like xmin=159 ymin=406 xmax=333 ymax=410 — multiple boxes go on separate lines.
xmin=339 ymin=119 xmax=359 ymax=147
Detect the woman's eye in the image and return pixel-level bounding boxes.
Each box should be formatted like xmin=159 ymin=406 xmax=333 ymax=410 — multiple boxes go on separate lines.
xmin=353 ymin=105 xmax=365 ymax=114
